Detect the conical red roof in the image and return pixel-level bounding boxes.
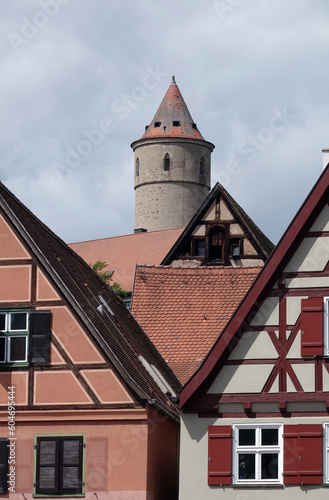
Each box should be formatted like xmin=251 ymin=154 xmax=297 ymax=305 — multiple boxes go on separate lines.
xmin=141 ymin=76 xmax=205 ymax=140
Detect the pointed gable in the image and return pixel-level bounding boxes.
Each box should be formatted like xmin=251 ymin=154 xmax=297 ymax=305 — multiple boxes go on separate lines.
xmin=162 ymin=182 xmax=274 ymax=268
xmin=180 ymin=164 xmax=329 ymax=411
xmin=0 ymin=181 xmax=181 ymax=419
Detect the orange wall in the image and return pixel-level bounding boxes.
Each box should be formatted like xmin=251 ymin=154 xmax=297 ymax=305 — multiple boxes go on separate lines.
xmin=0 ymin=417 xmax=150 ymax=497
xmin=146 ymin=405 xmax=179 ymax=500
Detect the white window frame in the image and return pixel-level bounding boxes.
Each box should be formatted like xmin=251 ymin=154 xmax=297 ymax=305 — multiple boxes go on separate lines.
xmin=232 ymin=423 xmax=283 ymax=485
xmin=323 ymin=297 xmax=329 ymax=356
xmin=0 ymin=310 xmax=29 ymax=364
xmin=323 ymin=423 xmax=329 ymax=483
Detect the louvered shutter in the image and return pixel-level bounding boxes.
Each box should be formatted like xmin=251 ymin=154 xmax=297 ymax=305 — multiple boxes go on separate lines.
xmin=0 ymin=439 xmax=8 ymax=494
xmin=36 ymin=437 xmax=59 ymax=494
xmin=60 ymin=436 xmax=83 ymax=494
xmin=208 ymin=426 xmax=232 ymax=485
xmin=301 ymin=298 xmax=323 ymax=356
xmin=29 ymin=311 xmax=51 ymax=363
xmin=284 ymin=424 xmax=322 ymax=484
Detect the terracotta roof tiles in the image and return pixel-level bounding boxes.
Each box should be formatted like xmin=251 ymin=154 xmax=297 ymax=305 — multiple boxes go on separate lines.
xmin=131 ymin=265 xmax=261 ymax=383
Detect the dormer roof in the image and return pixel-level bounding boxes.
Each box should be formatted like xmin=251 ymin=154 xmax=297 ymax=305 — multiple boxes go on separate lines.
xmin=140 ymin=76 xmax=205 ymax=141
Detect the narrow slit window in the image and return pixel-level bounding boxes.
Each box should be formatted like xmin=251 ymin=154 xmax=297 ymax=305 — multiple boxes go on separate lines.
xmin=200 ymin=156 xmax=205 ymax=175
xmin=136 ymin=158 xmax=139 ymax=177
xmin=164 ymin=153 xmax=170 ymax=171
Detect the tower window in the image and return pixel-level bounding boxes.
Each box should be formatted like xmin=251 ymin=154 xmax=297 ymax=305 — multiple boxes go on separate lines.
xmin=173 ymin=121 xmax=180 ymax=127
xmin=154 ymin=121 xmax=161 ymax=128
xmin=192 ymin=123 xmax=197 ymax=129
xmin=200 ymin=156 xmax=205 ymax=176
xmin=164 ymin=153 xmax=170 ymax=171
xmin=136 ymin=158 xmax=139 ymax=176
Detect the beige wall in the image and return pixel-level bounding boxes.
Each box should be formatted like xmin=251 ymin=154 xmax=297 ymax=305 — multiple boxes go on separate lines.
xmin=179 ymin=413 xmax=329 ymax=500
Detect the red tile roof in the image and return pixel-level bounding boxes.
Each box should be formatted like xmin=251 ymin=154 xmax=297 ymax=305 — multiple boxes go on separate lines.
xmin=69 ymin=228 xmax=184 ymax=292
xmin=139 ymin=76 xmax=206 ymax=141
xmin=131 ymin=265 xmax=261 ymax=383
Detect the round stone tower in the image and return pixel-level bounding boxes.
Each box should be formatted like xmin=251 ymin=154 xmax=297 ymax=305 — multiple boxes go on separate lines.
xmin=131 ymin=76 xmax=215 ymax=232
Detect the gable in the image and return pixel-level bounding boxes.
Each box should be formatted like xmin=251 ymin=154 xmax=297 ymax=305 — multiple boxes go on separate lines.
xmin=162 ymin=182 xmax=273 ymax=268
xmin=180 ymin=165 xmax=329 ymax=414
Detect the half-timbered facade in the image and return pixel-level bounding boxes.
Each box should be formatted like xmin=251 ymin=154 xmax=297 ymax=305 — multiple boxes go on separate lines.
xmin=179 ymin=164 xmax=329 ymax=499
xmin=162 ymin=182 xmax=274 ymax=268
xmin=0 ymin=182 xmax=180 ymax=500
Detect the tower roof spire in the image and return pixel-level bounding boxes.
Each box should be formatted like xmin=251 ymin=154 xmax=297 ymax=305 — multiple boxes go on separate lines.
xmin=141 ymin=77 xmax=204 ymax=141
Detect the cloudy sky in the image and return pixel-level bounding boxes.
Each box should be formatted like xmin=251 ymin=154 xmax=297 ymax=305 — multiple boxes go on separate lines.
xmin=2 ymin=0 xmax=329 ymax=245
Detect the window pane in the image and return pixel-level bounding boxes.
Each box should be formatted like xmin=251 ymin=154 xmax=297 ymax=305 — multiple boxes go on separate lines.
xmin=10 ymin=312 xmax=27 ymax=331
xmin=262 ymin=428 xmax=278 ymax=446
xmin=261 ymin=453 xmax=278 ymax=479
xmin=63 ymin=440 xmax=80 ymax=465
xmin=9 ymin=337 xmax=26 ymax=362
xmin=239 ymin=428 xmax=255 ymax=446
xmin=195 ymin=240 xmax=205 ymax=257
xmin=238 ymin=454 xmax=255 ymax=480
xmin=62 ymin=467 xmax=79 ymax=489
xmin=0 ymin=338 xmax=5 ymax=362
xmin=40 ymin=440 xmax=56 ymax=465
xmin=0 ymin=314 xmax=6 ymax=332
xmin=39 ymin=467 xmax=56 ymax=489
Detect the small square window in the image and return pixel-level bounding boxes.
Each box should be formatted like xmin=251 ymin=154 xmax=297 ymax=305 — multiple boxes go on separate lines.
xmin=154 ymin=121 xmax=161 ymax=127
xmin=173 ymin=121 xmax=180 ymax=127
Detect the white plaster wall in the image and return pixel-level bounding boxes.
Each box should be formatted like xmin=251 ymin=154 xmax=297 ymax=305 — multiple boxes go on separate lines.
xmin=228 ymin=331 xmax=278 ymax=360
xmin=284 ymin=237 xmax=329 ymax=272
xmin=179 ymin=413 xmax=329 ymax=500
xmin=207 ymin=364 xmax=274 ymax=394
xmin=250 ymin=297 xmax=279 ymax=326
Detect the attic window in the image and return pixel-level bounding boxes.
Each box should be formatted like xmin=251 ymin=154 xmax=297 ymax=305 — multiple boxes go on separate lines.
xmin=230 ymin=239 xmax=241 ymax=258
xmin=173 ymin=121 xmax=180 ymax=127
xmin=192 ymin=123 xmax=197 ymax=129
xmin=164 ymin=153 xmax=170 ymax=171
xmin=154 ymin=121 xmax=161 ymax=128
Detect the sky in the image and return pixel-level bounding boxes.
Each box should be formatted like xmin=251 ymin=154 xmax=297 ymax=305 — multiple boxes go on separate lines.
xmin=2 ymin=0 xmax=329 ymax=245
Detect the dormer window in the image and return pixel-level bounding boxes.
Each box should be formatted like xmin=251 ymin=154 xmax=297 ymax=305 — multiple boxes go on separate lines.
xmin=173 ymin=121 xmax=180 ymax=127
xmin=164 ymin=153 xmax=170 ymax=171
xmin=192 ymin=123 xmax=197 ymax=129
xmin=136 ymin=158 xmax=139 ymax=177
xmin=154 ymin=121 xmax=161 ymax=128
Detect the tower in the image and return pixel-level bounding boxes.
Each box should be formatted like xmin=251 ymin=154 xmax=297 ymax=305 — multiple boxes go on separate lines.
xmin=131 ymin=76 xmax=215 ymax=232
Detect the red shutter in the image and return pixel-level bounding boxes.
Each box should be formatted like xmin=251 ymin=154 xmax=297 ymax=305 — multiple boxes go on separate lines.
xmin=301 ymin=298 xmax=323 ymax=356
xmin=208 ymin=426 xmax=232 ymax=485
xmin=284 ymin=424 xmax=322 ymax=485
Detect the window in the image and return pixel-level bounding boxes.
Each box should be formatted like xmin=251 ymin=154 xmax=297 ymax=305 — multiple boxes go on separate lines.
xmin=230 ymin=239 xmax=241 ymax=258
xmin=164 ymin=153 xmax=170 ymax=171
xmin=199 ymin=156 xmax=205 ymax=176
xmin=154 ymin=121 xmax=161 ymax=127
xmin=0 ymin=309 xmax=51 ymax=366
xmin=173 ymin=121 xmax=180 ymax=127
xmin=136 ymin=158 xmax=139 ymax=177
xmin=324 ymin=423 xmax=329 ymax=483
xmin=0 ymin=311 xmax=29 ymax=364
xmin=194 ymin=239 xmax=205 ymax=257
xmin=232 ymin=424 xmax=283 ymax=485
xmin=34 ymin=435 xmax=85 ymax=496
xmin=0 ymin=439 xmax=8 ymax=494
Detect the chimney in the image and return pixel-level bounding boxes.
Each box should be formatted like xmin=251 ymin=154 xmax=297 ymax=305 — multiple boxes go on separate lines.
xmin=322 ymin=148 xmax=329 ymax=170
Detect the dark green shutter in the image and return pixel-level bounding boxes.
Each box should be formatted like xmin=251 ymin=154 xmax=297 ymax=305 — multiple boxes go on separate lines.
xmin=29 ymin=311 xmax=51 ymax=364
xmin=36 ymin=437 xmax=59 ymax=494
xmin=0 ymin=439 xmax=8 ymax=494
xmin=60 ymin=437 xmax=83 ymax=494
